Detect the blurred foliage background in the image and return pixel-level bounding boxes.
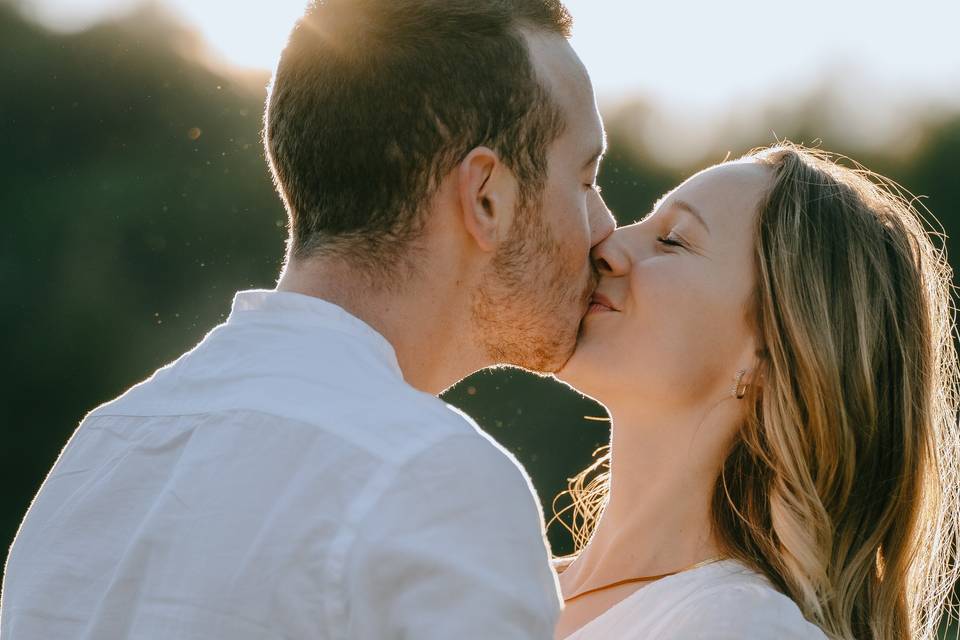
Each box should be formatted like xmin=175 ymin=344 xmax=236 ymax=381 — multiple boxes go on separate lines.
xmin=2 ymin=1 xmax=959 ymax=633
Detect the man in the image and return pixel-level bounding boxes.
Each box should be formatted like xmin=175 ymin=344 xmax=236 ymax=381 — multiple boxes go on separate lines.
xmin=0 ymin=0 xmax=614 ymax=637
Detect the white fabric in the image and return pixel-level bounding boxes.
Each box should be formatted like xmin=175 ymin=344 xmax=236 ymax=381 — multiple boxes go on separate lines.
xmin=0 ymin=290 xmax=561 ymax=640
xmin=563 ymin=559 xmax=827 ymax=639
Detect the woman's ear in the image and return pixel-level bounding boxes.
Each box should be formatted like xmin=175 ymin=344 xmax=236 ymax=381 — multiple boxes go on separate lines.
xmin=731 ymin=338 xmax=765 ymax=399
xmin=457 ymin=146 xmax=515 ymax=253
xmin=732 ymin=367 xmax=763 ymax=399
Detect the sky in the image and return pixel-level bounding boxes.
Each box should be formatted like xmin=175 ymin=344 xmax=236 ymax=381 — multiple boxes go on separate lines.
xmin=20 ymin=0 xmax=960 ymax=163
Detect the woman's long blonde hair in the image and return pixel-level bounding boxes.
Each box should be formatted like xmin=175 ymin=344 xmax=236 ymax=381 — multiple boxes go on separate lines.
xmin=553 ymin=143 xmax=960 ymax=640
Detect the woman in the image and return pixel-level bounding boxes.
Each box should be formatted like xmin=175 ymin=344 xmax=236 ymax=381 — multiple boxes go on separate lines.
xmin=552 ymin=143 xmax=960 ymax=639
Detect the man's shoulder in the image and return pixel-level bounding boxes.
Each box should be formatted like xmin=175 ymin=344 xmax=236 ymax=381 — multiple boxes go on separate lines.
xmin=348 ymin=406 xmax=548 ymax=554
xmin=81 ymin=308 xmax=507 ymax=468
xmin=87 ymin=351 xmax=495 ymax=467
xmin=387 ymin=392 xmax=485 ymax=441
xmin=383 ymin=402 xmax=543 ymax=522
xmin=356 ymin=390 xmax=510 ymax=467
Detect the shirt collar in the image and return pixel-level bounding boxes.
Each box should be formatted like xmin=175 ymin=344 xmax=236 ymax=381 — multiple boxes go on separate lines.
xmin=227 ymin=289 xmax=402 ymax=378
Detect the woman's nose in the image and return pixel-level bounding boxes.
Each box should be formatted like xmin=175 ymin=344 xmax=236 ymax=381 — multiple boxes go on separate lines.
xmin=590 ymin=228 xmax=630 ymax=277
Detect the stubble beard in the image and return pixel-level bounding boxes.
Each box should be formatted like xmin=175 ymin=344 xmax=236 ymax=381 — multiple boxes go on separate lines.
xmin=472 ymin=201 xmax=594 ymax=373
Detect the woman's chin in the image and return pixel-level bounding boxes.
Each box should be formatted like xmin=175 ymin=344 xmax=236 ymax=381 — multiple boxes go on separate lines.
xmin=556 ymin=332 xmax=632 ymax=410
xmin=555 ymin=342 xmax=596 ymax=393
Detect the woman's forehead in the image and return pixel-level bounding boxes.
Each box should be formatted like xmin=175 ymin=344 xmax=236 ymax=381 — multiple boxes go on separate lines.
xmin=671 ymin=160 xmax=772 ymax=225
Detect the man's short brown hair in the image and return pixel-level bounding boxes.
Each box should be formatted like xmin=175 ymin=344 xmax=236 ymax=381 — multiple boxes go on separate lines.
xmin=264 ymin=0 xmax=572 ymax=274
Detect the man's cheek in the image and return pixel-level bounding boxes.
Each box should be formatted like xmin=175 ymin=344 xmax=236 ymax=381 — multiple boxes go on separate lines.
xmin=562 ymin=229 xmax=591 ymax=273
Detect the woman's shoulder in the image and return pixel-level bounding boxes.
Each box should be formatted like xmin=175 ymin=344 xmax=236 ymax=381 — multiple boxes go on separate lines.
xmin=652 ymin=560 xmax=828 ymax=640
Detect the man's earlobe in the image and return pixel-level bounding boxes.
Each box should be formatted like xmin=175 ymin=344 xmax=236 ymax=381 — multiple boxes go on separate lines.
xmin=459 ymin=147 xmax=504 ymax=253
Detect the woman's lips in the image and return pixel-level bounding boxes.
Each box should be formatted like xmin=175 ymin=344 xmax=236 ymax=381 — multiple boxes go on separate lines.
xmin=587 ymin=302 xmax=613 ymax=314
xmin=586 ymin=293 xmax=619 ymax=314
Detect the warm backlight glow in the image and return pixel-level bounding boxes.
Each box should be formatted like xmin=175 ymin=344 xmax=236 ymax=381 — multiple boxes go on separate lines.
xmin=23 ymin=0 xmax=960 ymax=110
xmin=164 ymin=0 xmax=309 ymax=71
xmin=21 ymin=0 xmax=960 ymax=164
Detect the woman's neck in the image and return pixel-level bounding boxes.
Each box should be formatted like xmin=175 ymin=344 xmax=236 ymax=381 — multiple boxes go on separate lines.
xmin=560 ymin=399 xmax=739 ymax=593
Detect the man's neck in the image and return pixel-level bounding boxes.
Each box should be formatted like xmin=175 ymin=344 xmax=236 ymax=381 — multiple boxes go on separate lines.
xmin=276 ymin=257 xmax=489 ymax=395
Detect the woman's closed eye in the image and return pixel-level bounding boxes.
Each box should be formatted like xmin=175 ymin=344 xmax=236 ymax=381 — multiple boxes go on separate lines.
xmin=656 ymin=233 xmax=686 ymax=249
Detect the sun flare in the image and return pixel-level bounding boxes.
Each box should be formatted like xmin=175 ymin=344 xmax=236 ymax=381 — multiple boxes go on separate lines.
xmin=164 ymin=0 xmax=309 ymax=71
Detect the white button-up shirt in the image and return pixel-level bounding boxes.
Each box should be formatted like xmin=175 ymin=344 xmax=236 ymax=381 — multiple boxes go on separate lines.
xmin=1 ymin=290 xmax=561 ymax=639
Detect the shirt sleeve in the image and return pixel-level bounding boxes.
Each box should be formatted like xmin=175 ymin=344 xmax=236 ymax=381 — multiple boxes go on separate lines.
xmin=342 ymin=433 xmax=562 ymax=640
xmin=659 ymin=585 xmax=828 ymax=640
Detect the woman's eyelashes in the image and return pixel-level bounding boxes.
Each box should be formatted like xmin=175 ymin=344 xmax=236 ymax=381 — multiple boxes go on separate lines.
xmin=656 ymin=232 xmax=686 ymax=249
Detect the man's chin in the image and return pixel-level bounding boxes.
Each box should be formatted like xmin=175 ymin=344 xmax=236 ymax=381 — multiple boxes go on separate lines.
xmin=510 ymin=331 xmax=577 ymax=377
xmin=475 ymin=301 xmax=584 ymax=374
xmin=514 ymin=349 xmax=572 ymax=378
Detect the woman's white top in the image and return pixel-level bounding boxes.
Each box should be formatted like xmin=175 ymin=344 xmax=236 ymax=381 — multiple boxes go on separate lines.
xmin=564 ymin=559 xmax=828 ymax=640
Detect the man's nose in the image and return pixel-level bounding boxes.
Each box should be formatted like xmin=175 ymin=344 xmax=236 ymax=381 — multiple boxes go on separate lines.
xmin=590 ymin=196 xmax=617 ymax=248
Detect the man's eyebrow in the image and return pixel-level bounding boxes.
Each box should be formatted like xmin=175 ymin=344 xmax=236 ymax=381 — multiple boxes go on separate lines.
xmin=673 ymin=199 xmax=710 ymax=234
xmin=582 ymin=134 xmax=608 ymax=170
xmin=582 ymin=148 xmax=604 ymax=170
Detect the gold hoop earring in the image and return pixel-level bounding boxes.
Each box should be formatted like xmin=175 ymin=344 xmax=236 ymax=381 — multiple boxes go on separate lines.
xmin=732 ymin=369 xmax=748 ymax=399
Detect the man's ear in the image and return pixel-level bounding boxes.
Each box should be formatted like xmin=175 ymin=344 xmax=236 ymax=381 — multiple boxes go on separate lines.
xmin=457 ymin=146 xmax=514 ymax=253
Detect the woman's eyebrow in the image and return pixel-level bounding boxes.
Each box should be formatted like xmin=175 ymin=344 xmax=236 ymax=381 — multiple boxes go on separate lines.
xmin=672 ymin=199 xmax=710 ymax=234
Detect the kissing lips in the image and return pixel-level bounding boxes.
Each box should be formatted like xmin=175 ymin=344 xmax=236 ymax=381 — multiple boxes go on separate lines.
xmin=586 ymin=292 xmax=619 ymax=315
